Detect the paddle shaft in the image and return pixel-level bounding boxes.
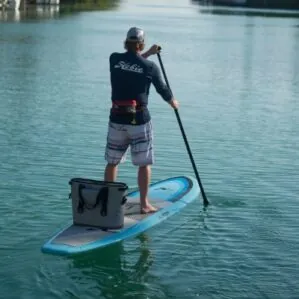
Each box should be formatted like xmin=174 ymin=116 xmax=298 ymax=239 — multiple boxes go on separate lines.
xmin=156 ymin=52 xmax=209 ymax=206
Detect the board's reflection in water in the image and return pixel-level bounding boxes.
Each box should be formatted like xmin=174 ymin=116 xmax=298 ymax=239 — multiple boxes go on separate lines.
xmin=69 ymin=233 xmax=154 ymax=298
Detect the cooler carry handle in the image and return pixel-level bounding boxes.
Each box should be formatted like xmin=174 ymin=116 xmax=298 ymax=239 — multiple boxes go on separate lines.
xmin=77 ymin=184 xmax=109 ymax=216
xmin=76 ymin=184 xmax=128 ymax=216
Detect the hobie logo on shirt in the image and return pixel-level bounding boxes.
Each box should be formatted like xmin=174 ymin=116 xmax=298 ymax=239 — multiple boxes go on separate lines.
xmin=114 ymin=61 xmax=143 ymax=73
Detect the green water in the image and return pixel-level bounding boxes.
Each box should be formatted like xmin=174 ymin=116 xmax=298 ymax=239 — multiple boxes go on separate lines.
xmin=1 ymin=0 xmax=299 ymax=298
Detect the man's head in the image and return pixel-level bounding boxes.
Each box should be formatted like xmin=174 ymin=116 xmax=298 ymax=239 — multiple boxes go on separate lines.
xmin=124 ymin=27 xmax=145 ymax=53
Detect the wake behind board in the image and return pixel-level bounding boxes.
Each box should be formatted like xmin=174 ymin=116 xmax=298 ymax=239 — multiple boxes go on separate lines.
xmin=41 ymin=176 xmax=200 ymax=256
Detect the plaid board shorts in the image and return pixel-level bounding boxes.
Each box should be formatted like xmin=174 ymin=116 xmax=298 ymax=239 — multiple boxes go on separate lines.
xmin=105 ymin=121 xmax=154 ymax=166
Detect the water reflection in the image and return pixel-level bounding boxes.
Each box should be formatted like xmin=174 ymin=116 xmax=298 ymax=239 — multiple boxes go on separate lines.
xmin=0 ymin=0 xmax=120 ymax=22
xmin=0 ymin=5 xmax=60 ymax=22
xmin=191 ymin=1 xmax=299 ymax=18
xmin=68 ymin=234 xmax=154 ymax=298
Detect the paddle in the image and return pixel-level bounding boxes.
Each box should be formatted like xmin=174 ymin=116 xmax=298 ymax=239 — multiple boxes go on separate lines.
xmin=156 ymin=49 xmax=209 ymax=206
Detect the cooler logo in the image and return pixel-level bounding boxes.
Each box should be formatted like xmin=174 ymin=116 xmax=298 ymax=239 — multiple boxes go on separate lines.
xmin=114 ymin=61 xmax=143 ymax=73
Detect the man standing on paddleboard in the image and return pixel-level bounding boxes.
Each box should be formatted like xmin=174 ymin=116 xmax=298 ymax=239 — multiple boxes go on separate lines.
xmin=104 ymin=27 xmax=179 ymax=214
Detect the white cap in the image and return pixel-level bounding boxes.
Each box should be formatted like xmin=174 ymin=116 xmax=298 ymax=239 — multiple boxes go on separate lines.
xmin=126 ymin=27 xmax=145 ymax=42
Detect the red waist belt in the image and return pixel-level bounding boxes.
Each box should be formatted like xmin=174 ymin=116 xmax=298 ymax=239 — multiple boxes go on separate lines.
xmin=112 ymin=100 xmax=144 ymax=113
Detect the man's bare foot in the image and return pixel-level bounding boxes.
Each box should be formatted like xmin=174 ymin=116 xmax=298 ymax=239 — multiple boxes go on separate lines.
xmin=140 ymin=203 xmax=158 ymax=214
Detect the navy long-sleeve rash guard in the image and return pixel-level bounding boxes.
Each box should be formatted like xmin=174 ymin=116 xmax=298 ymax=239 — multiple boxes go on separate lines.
xmin=109 ymin=51 xmax=173 ymax=125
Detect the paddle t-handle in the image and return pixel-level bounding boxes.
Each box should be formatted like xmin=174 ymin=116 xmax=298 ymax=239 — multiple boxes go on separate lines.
xmin=156 ymin=52 xmax=209 ymax=206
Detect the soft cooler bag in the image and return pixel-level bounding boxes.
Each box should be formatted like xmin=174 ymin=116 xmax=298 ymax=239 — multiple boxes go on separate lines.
xmin=69 ymin=178 xmax=128 ymax=229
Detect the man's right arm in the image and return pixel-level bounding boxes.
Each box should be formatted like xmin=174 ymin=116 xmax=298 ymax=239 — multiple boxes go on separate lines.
xmin=109 ymin=53 xmax=117 ymax=72
xmin=151 ymin=62 xmax=179 ymax=109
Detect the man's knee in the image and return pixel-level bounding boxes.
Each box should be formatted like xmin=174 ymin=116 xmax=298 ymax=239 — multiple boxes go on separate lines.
xmin=106 ymin=163 xmax=118 ymax=167
xmin=138 ymin=164 xmax=151 ymax=169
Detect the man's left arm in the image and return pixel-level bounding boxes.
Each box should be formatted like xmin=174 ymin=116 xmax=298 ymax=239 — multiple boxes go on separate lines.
xmin=141 ymin=45 xmax=161 ymax=59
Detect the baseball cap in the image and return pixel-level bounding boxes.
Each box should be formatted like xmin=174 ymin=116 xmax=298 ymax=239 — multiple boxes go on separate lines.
xmin=126 ymin=27 xmax=145 ymax=42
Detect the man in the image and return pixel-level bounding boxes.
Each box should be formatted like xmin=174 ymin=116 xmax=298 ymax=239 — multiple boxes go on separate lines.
xmin=104 ymin=27 xmax=179 ymax=214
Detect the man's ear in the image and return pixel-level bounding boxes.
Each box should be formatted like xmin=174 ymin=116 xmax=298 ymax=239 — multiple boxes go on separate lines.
xmin=139 ymin=42 xmax=145 ymax=52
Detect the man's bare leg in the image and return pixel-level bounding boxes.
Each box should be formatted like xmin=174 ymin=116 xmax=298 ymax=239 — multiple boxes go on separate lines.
xmin=138 ymin=165 xmax=157 ymax=213
xmin=104 ymin=163 xmax=118 ymax=181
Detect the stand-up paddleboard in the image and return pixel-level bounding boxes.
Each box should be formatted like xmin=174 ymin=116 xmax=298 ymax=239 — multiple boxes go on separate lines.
xmin=41 ymin=176 xmax=200 ymax=256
